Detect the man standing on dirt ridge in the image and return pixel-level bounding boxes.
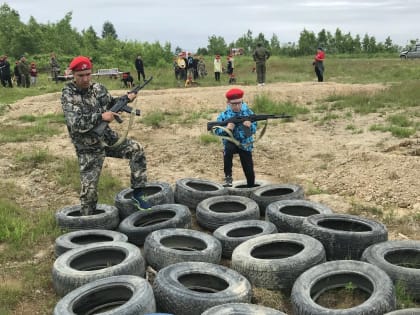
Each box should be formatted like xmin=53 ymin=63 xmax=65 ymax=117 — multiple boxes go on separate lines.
xmin=61 ymin=55 xmax=151 ymax=216
xmin=253 ymin=42 xmax=270 ymax=86
xmin=134 ymin=55 xmax=146 ymax=82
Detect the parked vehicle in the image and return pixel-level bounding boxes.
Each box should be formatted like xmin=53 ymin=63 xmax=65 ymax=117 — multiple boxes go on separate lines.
xmin=400 ymin=44 xmax=420 ymax=59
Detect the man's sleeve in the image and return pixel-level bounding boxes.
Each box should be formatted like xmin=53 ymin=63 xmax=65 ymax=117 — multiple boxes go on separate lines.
xmin=61 ymin=89 xmax=102 ymax=134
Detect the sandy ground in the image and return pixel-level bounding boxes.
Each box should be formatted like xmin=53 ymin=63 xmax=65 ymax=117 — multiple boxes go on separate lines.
xmin=2 ymin=80 xmax=420 ymax=314
xmin=2 ymin=81 xmax=420 ymax=241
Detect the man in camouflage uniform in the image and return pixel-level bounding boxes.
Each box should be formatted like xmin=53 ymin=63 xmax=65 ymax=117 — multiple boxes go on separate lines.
xmin=17 ymin=55 xmax=30 ymax=88
xmin=61 ymin=56 xmax=151 ymax=216
xmin=50 ymin=52 xmax=60 ymax=82
xmin=252 ymin=42 xmax=270 ymax=86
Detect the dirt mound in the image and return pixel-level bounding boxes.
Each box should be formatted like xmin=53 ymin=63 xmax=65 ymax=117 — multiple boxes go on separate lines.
xmin=4 ymin=81 xmax=420 ymax=241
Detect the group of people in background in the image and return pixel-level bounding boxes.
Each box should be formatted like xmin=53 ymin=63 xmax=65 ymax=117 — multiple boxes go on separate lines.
xmin=172 ymin=52 xmax=237 ymax=85
xmin=173 ymin=52 xmax=207 ymax=83
xmin=1 ymin=45 xmax=326 ymax=90
xmin=0 ymin=55 xmax=38 ymax=88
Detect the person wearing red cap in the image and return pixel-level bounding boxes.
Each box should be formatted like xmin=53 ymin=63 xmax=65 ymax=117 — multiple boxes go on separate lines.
xmin=61 ymin=55 xmax=151 ymax=215
xmin=213 ymin=88 xmax=257 ymax=187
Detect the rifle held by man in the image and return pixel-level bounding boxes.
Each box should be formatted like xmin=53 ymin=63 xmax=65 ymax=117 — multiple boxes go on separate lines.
xmin=92 ymin=76 xmax=153 ymax=136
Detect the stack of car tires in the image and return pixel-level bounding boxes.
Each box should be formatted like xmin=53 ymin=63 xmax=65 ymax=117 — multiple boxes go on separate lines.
xmin=51 ymin=177 xmax=419 ymax=314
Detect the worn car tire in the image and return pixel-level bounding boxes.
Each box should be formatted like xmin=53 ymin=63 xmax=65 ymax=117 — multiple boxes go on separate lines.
xmin=201 ymin=302 xmax=287 ymax=315
xmin=144 ymin=228 xmax=222 ymax=270
xmin=118 ymin=204 xmax=192 ymax=246
xmin=300 ymin=213 xmax=388 ymax=260
xmin=196 ymin=195 xmax=260 ymax=231
xmin=384 ymin=309 xmax=420 ymax=315
xmin=115 ymin=182 xmax=174 ymax=220
xmin=52 ymin=241 xmax=146 ymax=296
xmin=291 ymin=260 xmax=396 ymax=315
xmin=227 ymin=179 xmax=271 ymax=198
xmin=153 ymin=261 xmax=252 ymax=315
xmin=266 ymin=199 xmax=334 ymax=233
xmin=213 ymin=220 xmax=277 ymax=258
xmin=361 ymin=240 xmax=420 ymax=299
xmin=231 ymin=233 xmax=326 ymax=290
xmin=249 ymin=184 xmax=304 ymax=215
xmin=55 ymin=204 xmax=119 ymax=231
xmin=54 ymin=229 xmax=128 ymax=257
xmin=53 ymin=275 xmax=155 ymax=314
xmin=174 ymin=178 xmax=228 ymax=209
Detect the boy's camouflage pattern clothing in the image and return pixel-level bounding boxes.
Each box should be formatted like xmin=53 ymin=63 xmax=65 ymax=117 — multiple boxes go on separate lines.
xmin=214 ymin=102 xmax=257 ymax=151
xmin=61 ymin=81 xmax=147 ymax=215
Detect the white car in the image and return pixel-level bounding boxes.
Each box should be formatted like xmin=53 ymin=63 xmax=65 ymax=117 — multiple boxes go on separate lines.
xmin=400 ymin=44 xmax=420 ymax=59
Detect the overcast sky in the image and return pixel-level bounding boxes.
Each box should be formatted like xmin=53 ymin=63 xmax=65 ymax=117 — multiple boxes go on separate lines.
xmin=5 ymin=0 xmax=420 ymax=51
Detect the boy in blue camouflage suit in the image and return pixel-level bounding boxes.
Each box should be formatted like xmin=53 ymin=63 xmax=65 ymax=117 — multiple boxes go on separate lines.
xmin=214 ymin=88 xmax=257 ymax=187
xmin=61 ymin=56 xmax=151 ymax=215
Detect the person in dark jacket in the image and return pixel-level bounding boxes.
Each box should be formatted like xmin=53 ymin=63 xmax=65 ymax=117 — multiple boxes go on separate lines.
xmin=121 ymin=71 xmax=134 ymax=88
xmin=213 ymin=88 xmax=257 ymax=188
xmin=0 ymin=55 xmax=13 ymax=87
xmin=61 ymin=56 xmax=151 ymax=215
xmin=134 ymin=55 xmax=146 ymax=82
xmin=252 ymin=42 xmax=270 ymax=86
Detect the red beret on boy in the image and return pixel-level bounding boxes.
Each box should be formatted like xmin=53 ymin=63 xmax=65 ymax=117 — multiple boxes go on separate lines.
xmin=225 ymin=88 xmax=244 ymax=101
xmin=69 ymin=56 xmax=92 ymax=71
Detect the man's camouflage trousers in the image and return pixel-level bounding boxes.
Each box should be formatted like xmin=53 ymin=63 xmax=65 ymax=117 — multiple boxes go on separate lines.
xmin=77 ymin=138 xmax=147 ymax=215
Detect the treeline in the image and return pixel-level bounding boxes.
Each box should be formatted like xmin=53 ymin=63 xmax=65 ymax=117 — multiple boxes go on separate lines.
xmin=0 ymin=3 xmax=408 ymax=70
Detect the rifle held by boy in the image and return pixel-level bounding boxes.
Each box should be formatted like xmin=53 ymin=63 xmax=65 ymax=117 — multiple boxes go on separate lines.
xmin=207 ymin=113 xmax=292 ymax=137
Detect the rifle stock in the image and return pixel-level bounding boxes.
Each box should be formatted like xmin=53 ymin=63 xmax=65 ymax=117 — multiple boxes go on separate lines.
xmin=92 ymin=76 xmax=153 ymax=136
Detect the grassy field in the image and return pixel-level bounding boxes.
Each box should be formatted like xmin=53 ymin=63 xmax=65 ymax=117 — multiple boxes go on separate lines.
xmin=1 ymin=56 xmax=419 ymax=314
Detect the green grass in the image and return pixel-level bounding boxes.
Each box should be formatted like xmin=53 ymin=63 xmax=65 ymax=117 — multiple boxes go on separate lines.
xmin=321 ymin=80 xmax=420 ymax=114
xmin=2 ymin=56 xmax=420 ymax=109
xmin=0 ymin=196 xmax=60 ymax=261
xmin=199 ymin=133 xmax=219 ymax=144
xmin=251 ymin=93 xmax=309 ymax=116
xmin=395 ymin=281 xmax=418 ymax=309
xmin=18 ymin=113 xmax=65 ymax=124
xmin=15 ymin=148 xmax=56 ymax=168
xmin=0 ymin=113 xmax=64 ymax=143
xmin=369 ymin=113 xmax=418 ymax=138
xmin=141 ymin=109 xmax=215 ymax=128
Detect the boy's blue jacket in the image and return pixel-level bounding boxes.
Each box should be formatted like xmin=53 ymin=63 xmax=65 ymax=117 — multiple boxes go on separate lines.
xmin=215 ymin=102 xmax=257 ymax=151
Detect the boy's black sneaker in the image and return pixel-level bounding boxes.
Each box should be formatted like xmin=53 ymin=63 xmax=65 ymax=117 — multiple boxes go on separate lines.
xmin=223 ymin=176 xmax=233 ymax=187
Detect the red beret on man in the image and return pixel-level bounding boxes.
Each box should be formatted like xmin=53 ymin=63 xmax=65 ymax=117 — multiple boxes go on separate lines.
xmin=225 ymin=88 xmax=244 ymax=101
xmin=69 ymin=56 xmax=92 ymax=71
